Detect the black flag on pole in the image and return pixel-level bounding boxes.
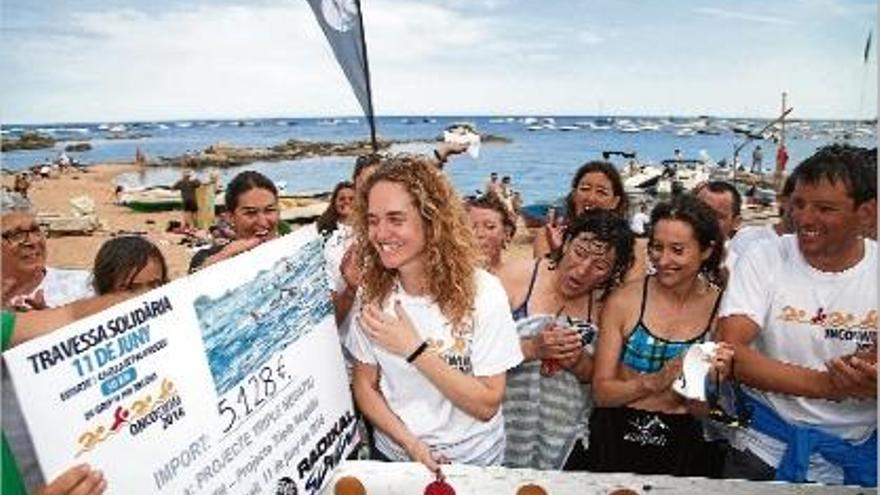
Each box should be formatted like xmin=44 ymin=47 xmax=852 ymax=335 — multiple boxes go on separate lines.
xmin=307 ymin=0 xmax=378 ymax=150
xmin=864 ymin=30 xmax=873 ymax=64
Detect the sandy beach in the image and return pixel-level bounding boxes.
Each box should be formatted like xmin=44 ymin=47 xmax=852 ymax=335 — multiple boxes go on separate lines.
xmin=2 ymin=162 xmax=538 ymax=281
xmin=3 ymin=163 xmax=196 ymax=278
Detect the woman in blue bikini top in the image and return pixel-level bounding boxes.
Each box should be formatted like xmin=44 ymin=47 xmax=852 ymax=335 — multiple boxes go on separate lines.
xmin=593 ymin=195 xmax=734 ymax=415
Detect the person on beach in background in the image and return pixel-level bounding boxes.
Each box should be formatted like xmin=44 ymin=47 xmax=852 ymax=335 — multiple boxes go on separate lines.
xmin=134 ymin=146 xmax=146 ymax=167
xmin=466 ymin=193 xmax=516 ymax=275
xmin=717 ymin=145 xmax=877 ymax=487
xmin=673 ymin=149 xmax=684 ymax=162
xmin=630 ymin=203 xmax=650 ymax=237
xmin=589 ymin=194 xmax=733 ymax=477
xmin=728 ymin=173 xmax=797 ymax=259
xmin=91 ymin=236 xmax=168 ymax=295
xmin=510 ymin=191 xmax=523 ymax=216
xmin=318 ymin=181 xmax=357 ymax=296
xmin=13 ymin=173 xmax=30 ymax=199
xmin=344 ymin=156 xmax=522 ymax=473
xmin=171 ymin=169 xmax=200 ymax=233
xmin=485 ymin=172 xmax=502 ymax=197
xmin=751 ymin=145 xmax=763 ymax=174
xmin=499 ymin=176 xmax=515 ymax=212
xmin=188 ymin=171 xmax=284 ymax=272
xmin=500 ymin=210 xmax=634 ymax=470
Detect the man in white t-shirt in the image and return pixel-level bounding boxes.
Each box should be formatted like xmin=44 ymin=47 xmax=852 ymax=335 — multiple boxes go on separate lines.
xmin=718 ymin=145 xmax=877 ymax=487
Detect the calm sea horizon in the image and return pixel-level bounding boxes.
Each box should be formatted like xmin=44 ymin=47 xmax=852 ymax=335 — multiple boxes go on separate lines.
xmin=1 ymin=115 xmax=874 ymax=205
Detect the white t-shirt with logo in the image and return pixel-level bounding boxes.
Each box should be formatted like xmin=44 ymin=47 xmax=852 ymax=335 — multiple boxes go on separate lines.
xmin=344 ymin=269 xmax=523 ymax=465
xmin=718 ymin=234 xmax=877 ymax=483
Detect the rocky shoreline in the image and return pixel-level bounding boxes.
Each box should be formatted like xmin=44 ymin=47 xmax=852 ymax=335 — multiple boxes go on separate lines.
xmin=1 ymin=132 xmax=56 ymax=151
xmin=155 ymin=134 xmax=511 ymax=168
xmin=3 ymin=132 xmax=511 ymax=168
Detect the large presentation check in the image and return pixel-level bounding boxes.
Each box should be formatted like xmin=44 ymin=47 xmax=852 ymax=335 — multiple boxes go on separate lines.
xmin=4 ymin=226 xmax=356 ymax=495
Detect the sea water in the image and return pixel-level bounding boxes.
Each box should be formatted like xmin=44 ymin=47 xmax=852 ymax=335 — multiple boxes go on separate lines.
xmin=1 ymin=116 xmax=873 ymax=205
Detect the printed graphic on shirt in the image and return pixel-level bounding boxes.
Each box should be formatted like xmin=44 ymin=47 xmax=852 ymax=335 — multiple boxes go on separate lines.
xmin=425 ymin=324 xmax=475 ymax=375
xmin=623 ymin=414 xmax=670 ymax=447
xmin=779 ymin=306 xmax=877 ymax=351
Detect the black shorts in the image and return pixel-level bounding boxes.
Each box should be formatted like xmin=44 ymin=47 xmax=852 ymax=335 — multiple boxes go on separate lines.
xmin=585 ymin=406 xmax=725 ymax=477
xmin=182 ymin=199 xmax=198 ymax=212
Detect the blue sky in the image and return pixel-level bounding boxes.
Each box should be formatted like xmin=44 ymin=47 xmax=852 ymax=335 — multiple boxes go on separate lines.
xmin=1 ymin=0 xmax=876 ymax=123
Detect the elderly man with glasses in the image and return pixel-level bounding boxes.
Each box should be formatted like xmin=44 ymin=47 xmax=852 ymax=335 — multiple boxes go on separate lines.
xmin=1 ymin=191 xmax=96 ymax=492
xmin=1 ymin=192 xmax=94 ymax=311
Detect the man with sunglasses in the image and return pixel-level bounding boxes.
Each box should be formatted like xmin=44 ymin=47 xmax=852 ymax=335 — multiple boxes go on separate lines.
xmin=718 ymin=145 xmax=877 ymax=487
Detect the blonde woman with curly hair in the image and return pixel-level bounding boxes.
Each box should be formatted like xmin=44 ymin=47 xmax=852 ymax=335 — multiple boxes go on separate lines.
xmin=344 ymin=155 xmax=523 ymax=473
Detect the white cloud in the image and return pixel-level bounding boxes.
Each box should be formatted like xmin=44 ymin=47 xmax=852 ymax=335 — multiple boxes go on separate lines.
xmin=695 ymin=7 xmax=795 ymax=26
xmin=0 ymin=0 xmax=875 ymax=122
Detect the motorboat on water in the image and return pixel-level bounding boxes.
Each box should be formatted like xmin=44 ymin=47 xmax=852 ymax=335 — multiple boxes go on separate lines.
xmin=653 ymin=159 xmax=711 ymax=196
xmin=623 ymin=165 xmax=663 ymax=194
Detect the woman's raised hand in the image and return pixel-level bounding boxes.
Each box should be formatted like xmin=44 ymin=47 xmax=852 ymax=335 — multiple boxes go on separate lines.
xmin=544 ymin=222 xmax=565 ymax=252
xmin=359 ymin=301 xmax=422 ymax=358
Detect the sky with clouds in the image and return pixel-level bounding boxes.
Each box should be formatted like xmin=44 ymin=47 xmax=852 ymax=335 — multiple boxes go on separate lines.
xmin=1 ymin=0 xmax=876 ymax=123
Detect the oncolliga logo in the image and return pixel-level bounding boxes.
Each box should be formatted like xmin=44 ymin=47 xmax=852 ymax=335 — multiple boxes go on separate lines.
xmin=75 ymin=379 xmax=185 ymax=456
xmin=275 ymin=476 xmax=298 ymax=495
xmin=297 ymin=411 xmax=357 ymax=495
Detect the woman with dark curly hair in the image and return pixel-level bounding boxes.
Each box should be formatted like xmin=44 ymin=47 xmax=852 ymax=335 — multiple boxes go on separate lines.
xmin=588 ymin=193 xmax=733 ymax=476
xmin=344 ymin=155 xmax=522 ymax=473
xmin=499 ymin=209 xmax=635 ymax=470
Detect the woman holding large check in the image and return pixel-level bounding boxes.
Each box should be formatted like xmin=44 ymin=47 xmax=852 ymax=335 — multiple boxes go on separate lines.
xmin=344 ymin=156 xmax=523 ymax=474
xmin=189 ymin=171 xmax=287 ymax=272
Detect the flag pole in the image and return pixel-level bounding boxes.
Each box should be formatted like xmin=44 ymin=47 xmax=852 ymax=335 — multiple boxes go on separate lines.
xmin=354 ymin=0 xmax=378 ymax=152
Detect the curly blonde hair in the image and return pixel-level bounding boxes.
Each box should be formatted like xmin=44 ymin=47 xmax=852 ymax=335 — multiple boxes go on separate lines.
xmin=354 ymin=154 xmax=479 ymax=331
